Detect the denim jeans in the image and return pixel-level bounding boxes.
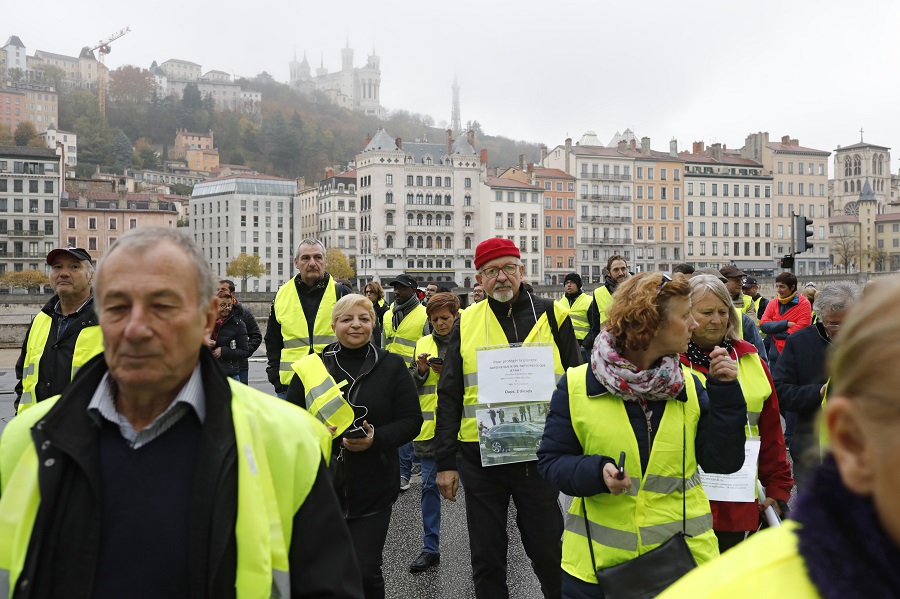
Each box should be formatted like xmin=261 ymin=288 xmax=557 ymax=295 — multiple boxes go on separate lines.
xmin=238 ymin=369 xmax=249 ymax=384
xmin=399 ymin=442 xmax=414 ymax=480
xmin=419 ymin=456 xmax=441 ymax=554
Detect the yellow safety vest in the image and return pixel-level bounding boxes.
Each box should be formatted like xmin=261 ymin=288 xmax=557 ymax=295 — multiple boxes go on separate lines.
xmin=557 ymin=293 xmax=592 ymax=341
xmin=686 ymin=352 xmax=771 ymax=498
xmin=658 ymin=521 xmax=820 ymax=598
xmin=18 ymin=311 xmax=104 ymax=414
xmin=741 ymin=295 xmax=756 ymax=323
xmin=413 ymin=335 xmax=439 ymax=442
xmin=592 ymin=285 xmax=614 ymax=323
xmin=291 ymin=353 xmax=355 ymax=437
xmin=273 ymin=278 xmax=339 ymax=386
xmin=457 ymin=299 xmax=567 ymax=443
xmin=383 ymin=303 xmax=427 ymax=361
xmin=733 ymin=307 xmax=744 ymax=340
xmin=562 ymin=363 xmax=717 ymax=583
xmin=0 ymin=380 xmax=330 ymax=599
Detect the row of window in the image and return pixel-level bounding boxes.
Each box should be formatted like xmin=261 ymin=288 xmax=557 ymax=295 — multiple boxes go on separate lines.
xmin=635 ymin=167 xmax=680 ymax=181
xmin=493 ymin=190 xmax=542 ymax=203
xmin=0 ymin=180 xmax=54 ymax=193
xmin=0 ymin=219 xmax=53 ymax=234
xmin=634 ymin=205 xmax=680 ymax=220
xmin=546 ymin=216 xmax=577 ymax=229
xmin=685 ymin=222 xmax=772 ymax=238
xmin=545 ymin=236 xmax=576 ymax=249
xmin=687 ymin=241 xmax=772 ymax=258
xmin=543 ymin=181 xmax=576 ymax=191
xmin=775 ymin=181 xmax=825 ymax=196
xmin=545 ymin=197 xmax=576 ymax=210
xmin=777 ymin=161 xmax=826 ymax=176
xmin=495 ymin=212 xmax=541 ymax=230
xmin=384 ymin=213 xmax=473 ymax=227
xmin=66 ymin=216 xmax=138 ymax=230
xmin=685 ymin=201 xmax=825 ymax=219
xmin=687 ymin=182 xmax=772 ymax=198
xmin=0 ymin=198 xmax=54 ymax=213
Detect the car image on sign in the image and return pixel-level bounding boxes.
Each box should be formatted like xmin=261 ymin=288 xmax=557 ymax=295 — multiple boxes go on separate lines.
xmin=482 ymin=421 xmax=544 ymax=454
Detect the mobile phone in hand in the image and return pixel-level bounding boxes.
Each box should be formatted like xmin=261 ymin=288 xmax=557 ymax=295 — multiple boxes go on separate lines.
xmin=343 ymin=427 xmax=368 ymax=439
xmin=616 ymin=451 xmax=626 ymax=480
xmin=427 ymin=357 xmax=443 ymax=365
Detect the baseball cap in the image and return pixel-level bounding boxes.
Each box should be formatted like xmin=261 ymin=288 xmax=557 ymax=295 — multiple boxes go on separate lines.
xmin=389 ymin=273 xmax=418 ymax=288
xmin=742 ymin=275 xmax=758 ymax=288
xmin=46 ymin=247 xmax=93 ymax=265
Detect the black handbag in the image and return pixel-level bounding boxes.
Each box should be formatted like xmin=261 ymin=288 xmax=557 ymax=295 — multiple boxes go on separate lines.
xmin=583 ymin=403 xmax=697 ymax=599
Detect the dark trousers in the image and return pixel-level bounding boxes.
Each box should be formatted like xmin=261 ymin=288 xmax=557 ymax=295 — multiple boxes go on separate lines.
xmin=561 ymin=570 xmax=603 ymax=599
xmin=714 ymin=530 xmax=747 ymax=553
xmin=346 ymin=506 xmax=393 ymax=599
xmin=459 ymin=453 xmax=563 ymax=599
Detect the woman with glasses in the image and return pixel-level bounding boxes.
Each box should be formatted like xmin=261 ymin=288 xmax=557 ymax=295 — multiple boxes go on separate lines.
xmin=680 ymin=275 xmax=793 ymax=553
xmin=660 ymin=278 xmax=900 ymax=599
xmin=364 ymin=282 xmax=388 ymax=347
xmin=538 ymin=272 xmax=748 ymax=598
xmin=285 ymin=294 xmax=422 ymax=599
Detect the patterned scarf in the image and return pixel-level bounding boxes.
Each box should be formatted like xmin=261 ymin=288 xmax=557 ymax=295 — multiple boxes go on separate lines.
xmin=590 ymin=328 xmax=685 ymax=403
xmin=685 ymin=340 xmax=734 ymax=370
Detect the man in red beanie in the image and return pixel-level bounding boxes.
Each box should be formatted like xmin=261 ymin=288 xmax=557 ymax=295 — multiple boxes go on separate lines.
xmin=434 ymin=237 xmax=582 ymax=599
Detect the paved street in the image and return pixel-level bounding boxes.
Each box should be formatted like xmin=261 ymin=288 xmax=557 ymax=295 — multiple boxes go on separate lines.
xmin=0 ymin=349 xmax=547 ymax=598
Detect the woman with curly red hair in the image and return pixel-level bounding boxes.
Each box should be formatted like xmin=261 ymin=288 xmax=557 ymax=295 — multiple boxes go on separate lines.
xmin=538 ymin=272 xmax=748 ymax=598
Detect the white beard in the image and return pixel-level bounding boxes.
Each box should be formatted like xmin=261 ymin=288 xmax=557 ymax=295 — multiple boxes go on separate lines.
xmin=489 ymin=286 xmax=514 ymax=303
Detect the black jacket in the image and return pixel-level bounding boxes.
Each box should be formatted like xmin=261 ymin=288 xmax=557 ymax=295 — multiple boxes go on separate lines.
xmin=537 ymin=365 xmax=748 ymax=498
xmin=285 ymin=343 xmax=422 ymax=518
xmin=265 ymin=274 xmax=351 ymax=392
xmin=6 ymin=350 xmax=362 ymax=599
xmin=213 ymin=312 xmax=250 ymax=376
xmin=583 ymin=276 xmax=618 ymax=351
xmin=434 ymin=291 xmax=583 ymax=471
xmin=15 ymin=294 xmax=99 ymax=408
xmin=232 ymin=301 xmax=262 ymax=369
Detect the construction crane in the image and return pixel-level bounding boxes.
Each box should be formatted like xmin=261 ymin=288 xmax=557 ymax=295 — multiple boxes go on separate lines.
xmin=89 ymin=26 xmax=131 ymax=116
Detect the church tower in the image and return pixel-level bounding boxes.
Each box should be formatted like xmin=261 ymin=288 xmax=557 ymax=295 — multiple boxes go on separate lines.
xmin=451 ymin=76 xmax=461 ymax=133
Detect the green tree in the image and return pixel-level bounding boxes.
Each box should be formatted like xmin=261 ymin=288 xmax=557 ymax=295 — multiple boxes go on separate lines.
xmin=113 ymin=131 xmax=133 ymax=169
xmin=226 ymin=253 xmax=267 ymax=292
xmin=36 ymin=64 xmax=67 ymax=92
xmin=13 ymin=121 xmax=38 ymax=146
xmin=170 ymin=183 xmax=193 ymax=196
xmin=326 ymin=248 xmax=355 ymax=281
xmin=73 ymin=115 xmax=113 ymax=166
xmin=108 ymin=65 xmax=157 ymax=103
xmin=181 ymin=83 xmax=203 ymax=113
xmin=59 ymin=90 xmax=101 ymax=131
xmin=2 ymin=269 xmax=50 ymax=292
xmin=0 ymin=123 xmax=12 ymax=145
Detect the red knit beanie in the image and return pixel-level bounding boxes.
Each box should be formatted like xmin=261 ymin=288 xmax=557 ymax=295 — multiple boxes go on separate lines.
xmin=474 ymin=237 xmax=520 ymax=270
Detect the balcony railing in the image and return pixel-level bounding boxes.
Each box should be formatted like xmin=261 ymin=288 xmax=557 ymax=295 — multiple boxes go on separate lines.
xmin=581 ymin=194 xmax=632 ymax=202
xmin=580 ymin=173 xmax=632 ymax=182
xmin=579 ymin=237 xmax=634 ymax=245
xmin=6 ymin=229 xmax=48 ymax=237
xmin=577 ymin=216 xmax=633 ymax=224
xmin=0 ymin=251 xmax=48 ymax=259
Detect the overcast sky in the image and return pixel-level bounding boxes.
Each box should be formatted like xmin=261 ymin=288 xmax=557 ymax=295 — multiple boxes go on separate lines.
xmin=11 ymin=0 xmax=900 ymax=170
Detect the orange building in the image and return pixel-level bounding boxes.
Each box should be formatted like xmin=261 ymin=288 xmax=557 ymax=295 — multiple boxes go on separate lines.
xmin=531 ymin=166 xmax=576 ymax=284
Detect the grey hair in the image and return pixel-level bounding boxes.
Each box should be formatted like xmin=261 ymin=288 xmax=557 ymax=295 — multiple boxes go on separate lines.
xmin=688 ymin=274 xmax=740 ymax=342
xmin=96 ymin=227 xmax=217 ymax=314
xmin=814 ymin=282 xmax=861 ymax=316
xmin=294 ymin=238 xmax=326 ymax=261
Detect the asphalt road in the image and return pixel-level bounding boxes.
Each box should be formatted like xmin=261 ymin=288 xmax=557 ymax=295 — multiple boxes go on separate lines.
xmin=0 ymin=351 xmax=548 ymax=598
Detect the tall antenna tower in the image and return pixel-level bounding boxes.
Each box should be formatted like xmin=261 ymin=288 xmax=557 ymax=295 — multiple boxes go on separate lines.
xmin=450 ymin=76 xmax=461 ymax=133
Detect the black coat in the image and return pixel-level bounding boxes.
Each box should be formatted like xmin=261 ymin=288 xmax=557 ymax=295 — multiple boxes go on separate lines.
xmin=213 ymin=312 xmax=249 ymax=376
xmin=285 ymin=344 xmax=422 ymax=519
xmin=232 ymin=301 xmax=262 ymax=369
xmin=5 ymin=349 xmax=363 ymax=599
xmin=14 ymin=294 xmax=99 ymax=408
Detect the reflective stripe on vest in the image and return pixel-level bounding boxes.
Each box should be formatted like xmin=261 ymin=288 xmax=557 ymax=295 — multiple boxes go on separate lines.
xmin=557 ymin=293 xmax=592 ymax=340
xmin=561 ymin=364 xmax=718 ymax=583
xmin=383 ymin=303 xmax=427 ymax=360
xmin=458 ymin=299 xmax=566 ymax=443
xmin=18 ymin=312 xmax=104 ymax=414
xmin=413 ymin=335 xmax=439 ymax=441
xmin=291 ymin=353 xmax=355 ymax=437
xmin=592 ymin=286 xmax=614 ymax=323
xmin=0 ymin=382 xmax=328 ymax=598
xmin=274 ymin=278 xmax=338 ymax=385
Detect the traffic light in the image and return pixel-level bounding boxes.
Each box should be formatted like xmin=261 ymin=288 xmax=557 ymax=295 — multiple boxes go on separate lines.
xmin=794 ymin=215 xmax=814 ymax=254
xmin=780 ymin=255 xmax=795 ymax=269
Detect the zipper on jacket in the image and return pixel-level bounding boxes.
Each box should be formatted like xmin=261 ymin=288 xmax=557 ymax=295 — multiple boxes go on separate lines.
xmin=508 ymin=304 xmax=519 ymax=342
xmin=640 ymin=402 xmax=653 ymax=458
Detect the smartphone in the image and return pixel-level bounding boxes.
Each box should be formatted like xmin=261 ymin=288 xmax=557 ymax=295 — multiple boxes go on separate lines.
xmin=616 ymin=451 xmax=626 ymax=480
xmin=343 ymin=427 xmax=368 ymax=439
xmin=427 ymin=357 xmax=444 ymax=365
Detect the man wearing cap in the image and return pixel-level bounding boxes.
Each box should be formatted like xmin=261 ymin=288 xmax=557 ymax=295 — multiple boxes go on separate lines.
xmin=434 ymin=237 xmax=582 ymax=598
xmin=582 ymin=254 xmax=629 ymax=354
xmin=557 ymin=273 xmax=591 ymax=362
xmin=720 ymin=264 xmax=756 ymax=321
xmin=265 ymin=238 xmax=351 ymax=398
xmin=742 ymin=275 xmax=768 ymax=321
xmin=14 ymin=247 xmax=103 ymax=414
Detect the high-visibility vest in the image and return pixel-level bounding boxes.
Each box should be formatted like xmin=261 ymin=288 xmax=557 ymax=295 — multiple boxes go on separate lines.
xmin=0 ymin=380 xmax=330 ymax=599
xmin=557 ymin=293 xmax=592 ymax=341
xmin=457 ymin=299 xmax=566 ymax=443
xmin=740 ymin=295 xmax=756 ymax=323
xmin=413 ymin=335 xmax=439 ymax=441
xmin=592 ymin=285 xmax=614 ymax=323
xmin=291 ymin=353 xmax=355 ymax=437
xmin=18 ymin=312 xmax=104 ymax=414
xmin=561 ymin=363 xmax=717 ymax=583
xmin=733 ymin=307 xmax=744 ymax=340
xmin=273 ymin=278 xmax=339 ymax=386
xmin=659 ymin=521 xmax=820 ymax=598
xmin=383 ymin=302 xmax=427 ymax=361
xmin=686 ymin=352 xmax=772 ymax=498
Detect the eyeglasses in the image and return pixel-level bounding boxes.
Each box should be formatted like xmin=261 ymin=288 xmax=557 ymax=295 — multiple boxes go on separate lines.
xmin=657 ymin=273 xmax=672 ymax=295
xmin=480 ymin=264 xmax=520 ymax=279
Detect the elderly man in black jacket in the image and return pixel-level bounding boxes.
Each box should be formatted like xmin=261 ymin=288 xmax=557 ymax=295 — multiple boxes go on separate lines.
xmin=434 ymin=237 xmax=582 ymax=599
xmin=773 ymin=282 xmax=860 ymax=488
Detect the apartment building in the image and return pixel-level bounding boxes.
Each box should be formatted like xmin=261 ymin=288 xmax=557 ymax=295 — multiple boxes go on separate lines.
xmin=190 ymin=173 xmax=295 ymax=292
xmin=316 ymin=168 xmax=358 ymax=253
xmin=40 ymin=125 xmax=77 ymax=173
xmin=482 ymin=174 xmax=545 ymax=285
xmin=531 ymin=166 xmax=576 ymax=285
xmin=633 ymin=138 xmax=685 ymax=273
xmin=680 ymin=142 xmax=774 ymax=273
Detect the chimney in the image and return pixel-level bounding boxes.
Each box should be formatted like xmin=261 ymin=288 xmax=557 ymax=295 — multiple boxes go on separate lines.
xmin=565 ymin=137 xmax=572 ymax=173
xmin=467 ymin=129 xmax=475 ymax=148
xmin=519 ymin=154 xmax=526 ymax=171
xmin=325 ymin=168 xmax=334 ymax=179
xmin=526 ymin=162 xmax=534 ymax=174
xmin=617 ymin=140 xmax=627 ymax=152
xmin=710 ymin=143 xmax=722 ymax=162
xmin=692 ymin=141 xmax=705 ymax=154
xmin=365 ymin=133 xmax=373 ymax=146
xmin=669 ymin=138 xmax=678 ymax=157
xmin=640 ymin=136 xmax=651 ymax=155
xmin=782 ymin=135 xmax=790 ymax=145
xmin=630 ymin=139 xmax=637 ymax=151
xmin=395 ymin=137 xmax=402 ymax=149
xmin=150 ymin=190 xmax=159 ymax=211
xmin=540 ymin=144 xmax=548 ymax=162
xmin=447 ymin=129 xmax=453 ymax=156
xmin=480 ymin=148 xmax=488 ymax=165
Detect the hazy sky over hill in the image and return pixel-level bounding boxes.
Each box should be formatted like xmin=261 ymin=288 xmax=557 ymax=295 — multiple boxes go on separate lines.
xmin=11 ymin=0 xmax=900 ymax=170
